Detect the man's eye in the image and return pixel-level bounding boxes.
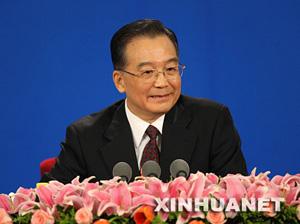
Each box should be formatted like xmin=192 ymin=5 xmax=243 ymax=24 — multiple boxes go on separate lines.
xmin=166 ymin=67 xmax=178 ymax=72
xmin=141 ymin=70 xmax=155 ymax=75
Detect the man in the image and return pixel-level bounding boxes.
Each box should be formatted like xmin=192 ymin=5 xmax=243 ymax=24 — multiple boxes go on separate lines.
xmin=41 ymin=19 xmax=247 ymax=183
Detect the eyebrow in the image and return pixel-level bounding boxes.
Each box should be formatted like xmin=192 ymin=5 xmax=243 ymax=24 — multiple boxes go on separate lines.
xmin=136 ymin=57 xmax=179 ymax=69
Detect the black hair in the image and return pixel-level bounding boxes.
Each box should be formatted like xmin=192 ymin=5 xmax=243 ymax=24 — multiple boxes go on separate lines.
xmin=110 ymin=19 xmax=179 ymax=70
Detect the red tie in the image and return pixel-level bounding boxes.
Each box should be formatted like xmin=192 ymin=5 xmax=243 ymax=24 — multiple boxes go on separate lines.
xmin=140 ymin=125 xmax=160 ymax=168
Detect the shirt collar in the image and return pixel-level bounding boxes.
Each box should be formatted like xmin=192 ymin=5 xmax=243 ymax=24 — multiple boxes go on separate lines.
xmin=125 ymin=99 xmax=165 ymax=148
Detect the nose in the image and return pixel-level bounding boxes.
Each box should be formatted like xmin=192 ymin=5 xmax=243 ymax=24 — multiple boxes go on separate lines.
xmin=153 ymin=71 xmax=169 ymax=88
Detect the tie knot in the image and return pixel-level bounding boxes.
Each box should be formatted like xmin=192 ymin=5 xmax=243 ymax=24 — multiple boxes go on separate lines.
xmin=145 ymin=125 xmax=159 ymax=139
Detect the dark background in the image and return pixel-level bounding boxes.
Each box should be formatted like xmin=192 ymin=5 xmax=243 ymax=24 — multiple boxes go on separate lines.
xmin=0 ymin=1 xmax=299 ymax=193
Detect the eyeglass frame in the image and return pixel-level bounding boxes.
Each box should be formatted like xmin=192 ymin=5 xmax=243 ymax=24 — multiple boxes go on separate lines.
xmin=116 ymin=63 xmax=186 ymax=82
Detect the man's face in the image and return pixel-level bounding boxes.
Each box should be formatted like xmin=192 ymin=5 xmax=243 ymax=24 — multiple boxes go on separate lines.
xmin=113 ymin=35 xmax=181 ymax=122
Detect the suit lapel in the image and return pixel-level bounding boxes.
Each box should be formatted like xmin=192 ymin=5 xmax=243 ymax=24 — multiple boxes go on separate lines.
xmin=160 ymin=96 xmax=197 ymax=182
xmin=100 ymin=101 xmax=140 ymax=180
xmin=99 ymin=96 xmax=197 ymax=182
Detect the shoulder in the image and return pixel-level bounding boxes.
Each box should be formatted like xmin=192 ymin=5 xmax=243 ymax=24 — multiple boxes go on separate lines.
xmin=180 ymin=95 xmax=228 ymax=116
xmin=178 ymin=95 xmax=237 ymax=136
xmin=68 ymin=99 xmax=124 ymax=133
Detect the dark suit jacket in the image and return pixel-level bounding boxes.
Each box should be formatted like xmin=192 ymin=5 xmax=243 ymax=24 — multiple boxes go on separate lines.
xmin=41 ymin=95 xmax=247 ymax=183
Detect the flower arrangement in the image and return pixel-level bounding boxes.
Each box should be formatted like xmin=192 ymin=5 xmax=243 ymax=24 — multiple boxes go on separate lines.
xmin=0 ymin=168 xmax=299 ymax=224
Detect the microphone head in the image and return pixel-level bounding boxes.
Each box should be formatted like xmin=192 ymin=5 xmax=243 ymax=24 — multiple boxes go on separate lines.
xmin=170 ymin=159 xmax=190 ymax=178
xmin=112 ymin=162 xmax=132 ymax=182
xmin=141 ymin=160 xmax=161 ymax=178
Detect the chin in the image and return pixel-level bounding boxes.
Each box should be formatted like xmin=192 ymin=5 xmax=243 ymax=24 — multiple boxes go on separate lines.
xmin=145 ymin=95 xmax=179 ymax=114
xmin=148 ymin=104 xmax=174 ymax=114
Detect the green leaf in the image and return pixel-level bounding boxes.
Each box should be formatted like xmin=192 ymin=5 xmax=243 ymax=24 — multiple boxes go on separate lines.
xmin=56 ymin=206 xmax=76 ymax=224
xmin=108 ymin=215 xmax=130 ymax=224
xmin=152 ymin=214 xmax=169 ymax=224
xmin=12 ymin=213 xmax=32 ymax=224
xmin=168 ymin=212 xmax=180 ymax=221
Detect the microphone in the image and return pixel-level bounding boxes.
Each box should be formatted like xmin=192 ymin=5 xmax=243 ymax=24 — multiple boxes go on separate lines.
xmin=170 ymin=159 xmax=190 ymax=178
xmin=112 ymin=162 xmax=132 ymax=182
xmin=141 ymin=160 xmax=161 ymax=178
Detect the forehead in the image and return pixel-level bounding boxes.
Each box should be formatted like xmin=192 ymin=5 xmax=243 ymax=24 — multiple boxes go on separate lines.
xmin=124 ymin=35 xmax=178 ymax=67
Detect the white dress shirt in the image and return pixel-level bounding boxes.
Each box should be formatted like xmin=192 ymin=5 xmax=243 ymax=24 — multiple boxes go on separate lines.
xmin=125 ymin=100 xmax=165 ymax=169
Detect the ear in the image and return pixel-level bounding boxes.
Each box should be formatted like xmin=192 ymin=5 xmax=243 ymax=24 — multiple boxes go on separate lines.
xmin=112 ymin=70 xmax=126 ymax=93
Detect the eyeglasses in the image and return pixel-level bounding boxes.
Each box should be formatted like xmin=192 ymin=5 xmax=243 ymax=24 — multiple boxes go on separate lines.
xmin=117 ymin=64 xmax=186 ymax=83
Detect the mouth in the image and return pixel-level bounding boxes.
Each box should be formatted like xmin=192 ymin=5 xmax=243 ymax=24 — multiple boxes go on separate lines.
xmin=149 ymin=93 xmax=172 ymax=101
